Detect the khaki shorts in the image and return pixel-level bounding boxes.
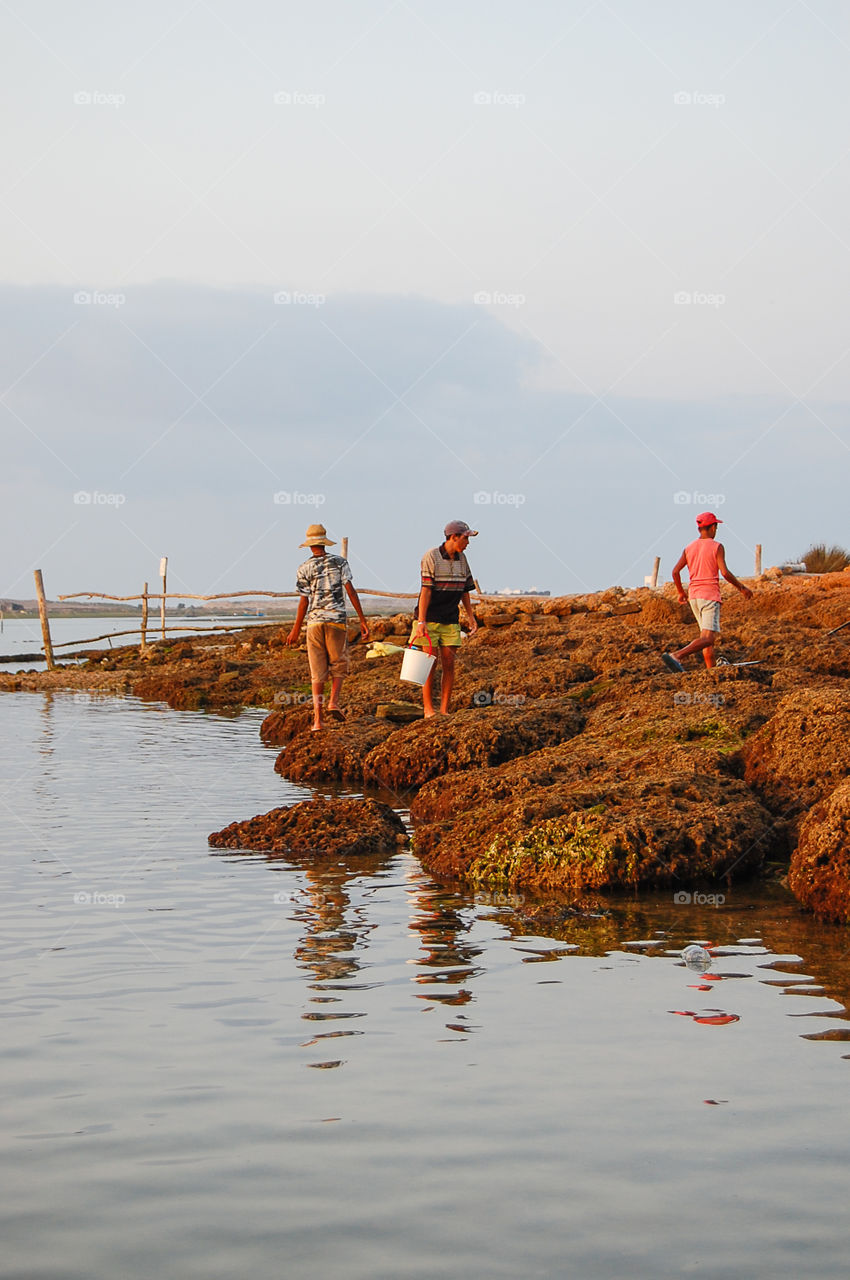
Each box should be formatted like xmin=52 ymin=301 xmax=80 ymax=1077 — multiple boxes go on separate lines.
xmin=690 ymin=599 xmax=721 ymax=633
xmin=409 ymin=622 xmax=463 ymax=648
xmin=306 ymin=622 xmax=350 ymax=683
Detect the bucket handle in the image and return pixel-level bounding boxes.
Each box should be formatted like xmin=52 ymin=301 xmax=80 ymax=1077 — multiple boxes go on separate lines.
xmin=408 ymin=626 xmax=434 ymax=657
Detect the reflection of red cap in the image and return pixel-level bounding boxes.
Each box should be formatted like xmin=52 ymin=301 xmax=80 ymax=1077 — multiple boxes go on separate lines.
xmin=696 ymin=511 xmax=722 ymax=528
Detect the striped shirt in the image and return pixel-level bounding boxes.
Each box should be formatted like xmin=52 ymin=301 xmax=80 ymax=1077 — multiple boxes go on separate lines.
xmin=296 ymin=553 xmax=352 ymax=624
xmin=420 ymin=544 xmax=475 ymax=624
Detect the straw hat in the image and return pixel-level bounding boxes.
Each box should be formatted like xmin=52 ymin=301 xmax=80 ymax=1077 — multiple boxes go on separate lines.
xmin=300 ymin=523 xmax=336 ymax=548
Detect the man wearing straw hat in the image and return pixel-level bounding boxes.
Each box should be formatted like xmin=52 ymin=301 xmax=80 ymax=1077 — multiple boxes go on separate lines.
xmin=287 ymin=523 xmax=370 ymax=731
xmin=410 ymin=520 xmax=479 ymax=717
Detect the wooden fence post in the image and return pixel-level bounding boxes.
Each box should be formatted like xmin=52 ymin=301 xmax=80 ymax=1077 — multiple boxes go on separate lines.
xmin=341 ymin=536 xmax=349 ymax=559
xmin=140 ymin=581 xmax=149 ymax=655
xmin=159 ymin=557 xmax=167 ymax=641
xmin=754 ymin=544 xmax=762 ymax=576
xmin=649 ymin=556 xmax=661 ymax=589
xmin=33 ymin=569 xmax=55 ymax=670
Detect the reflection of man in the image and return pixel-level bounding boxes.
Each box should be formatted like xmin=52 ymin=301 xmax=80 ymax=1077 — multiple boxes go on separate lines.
xmin=663 ymin=511 xmax=752 ymax=672
xmin=410 ymin=520 xmax=479 ymax=717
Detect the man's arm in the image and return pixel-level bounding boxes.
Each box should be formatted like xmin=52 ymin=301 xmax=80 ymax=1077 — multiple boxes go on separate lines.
xmin=671 ymin=550 xmax=688 ymax=603
xmin=717 ymin=545 xmax=753 ymax=599
xmin=460 ymin=591 xmax=478 ymax=635
xmin=415 ymin=586 xmax=431 ymax=635
xmin=344 ymin=581 xmax=370 ymax=640
xmin=286 ymin=596 xmax=309 ymax=645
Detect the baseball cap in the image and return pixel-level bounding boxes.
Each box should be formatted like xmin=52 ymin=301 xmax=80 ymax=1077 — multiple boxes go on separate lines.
xmin=444 ymin=520 xmax=478 ymax=538
xmin=696 ymin=511 xmax=723 ymax=528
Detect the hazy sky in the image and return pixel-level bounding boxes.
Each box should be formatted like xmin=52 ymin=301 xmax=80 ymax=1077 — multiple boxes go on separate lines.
xmin=2 ymin=1 xmax=848 ymax=600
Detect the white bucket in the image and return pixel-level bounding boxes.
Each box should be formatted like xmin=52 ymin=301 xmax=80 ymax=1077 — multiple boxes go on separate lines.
xmin=400 ymin=640 xmax=436 ymax=686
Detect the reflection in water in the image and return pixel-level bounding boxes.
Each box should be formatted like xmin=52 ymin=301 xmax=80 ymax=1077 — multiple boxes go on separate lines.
xmin=288 ymin=856 xmax=384 ymax=1069
xmin=406 ymin=877 xmax=482 ymax=1026
xmin=220 ymin=833 xmax=850 ymax=1066
xmin=479 ymin=887 xmax=850 ymax=1045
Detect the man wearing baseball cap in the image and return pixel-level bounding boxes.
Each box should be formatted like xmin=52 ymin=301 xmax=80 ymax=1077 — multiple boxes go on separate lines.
xmin=410 ymin=520 xmax=479 ymax=716
xmin=662 ymin=511 xmax=752 ymax=672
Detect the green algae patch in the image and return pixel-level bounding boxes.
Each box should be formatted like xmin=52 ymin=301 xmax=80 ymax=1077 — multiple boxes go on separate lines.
xmin=466 ymin=816 xmax=640 ymax=896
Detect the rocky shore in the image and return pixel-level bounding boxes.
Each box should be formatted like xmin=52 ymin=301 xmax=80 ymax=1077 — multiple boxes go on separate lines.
xmin=4 ymin=573 xmax=850 ymax=923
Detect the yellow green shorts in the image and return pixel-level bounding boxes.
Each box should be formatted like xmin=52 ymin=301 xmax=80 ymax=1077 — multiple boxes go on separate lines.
xmin=409 ymin=622 xmax=462 ymax=648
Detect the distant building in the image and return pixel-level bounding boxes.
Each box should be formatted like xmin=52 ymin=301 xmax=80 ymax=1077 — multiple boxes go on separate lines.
xmin=491 ymin=588 xmax=551 ymax=596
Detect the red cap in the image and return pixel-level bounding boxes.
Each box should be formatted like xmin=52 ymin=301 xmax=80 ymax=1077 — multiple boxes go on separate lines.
xmin=696 ymin=511 xmax=722 ymax=528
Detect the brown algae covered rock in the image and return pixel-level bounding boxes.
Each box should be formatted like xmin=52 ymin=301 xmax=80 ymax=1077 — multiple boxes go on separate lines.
xmin=209 ymin=797 xmax=408 ymax=857
xmin=362 ymin=698 xmax=586 ymax=791
xmin=412 ymin=750 xmax=774 ymax=896
xmin=274 ymin=717 xmax=398 ymax=786
xmin=788 ymin=779 xmax=850 ymax=923
xmin=743 ymin=688 xmax=850 ymax=831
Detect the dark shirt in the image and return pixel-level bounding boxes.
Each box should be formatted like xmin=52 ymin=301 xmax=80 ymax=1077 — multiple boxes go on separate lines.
xmin=420 ymin=543 xmax=475 ymax=624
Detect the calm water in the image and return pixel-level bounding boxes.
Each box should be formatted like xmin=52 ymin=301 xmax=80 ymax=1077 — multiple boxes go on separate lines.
xmin=2 ymin=692 xmax=850 ymax=1279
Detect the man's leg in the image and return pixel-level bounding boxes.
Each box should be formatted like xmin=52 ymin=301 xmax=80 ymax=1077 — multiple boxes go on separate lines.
xmin=306 ymin=625 xmax=331 ymax=730
xmin=311 ymin=680 xmax=325 ymax=730
xmin=326 ymin=674 xmax=344 ymax=711
xmin=422 ymin=666 xmax=437 ymax=716
xmin=673 ymin=629 xmax=719 ymax=666
xmin=439 ymin=645 xmax=456 ymax=713
xmin=323 ymin=625 xmax=350 ymax=716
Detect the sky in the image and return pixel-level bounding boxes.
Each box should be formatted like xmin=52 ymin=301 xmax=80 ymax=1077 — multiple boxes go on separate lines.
xmin=2 ymin=0 xmax=849 ymax=602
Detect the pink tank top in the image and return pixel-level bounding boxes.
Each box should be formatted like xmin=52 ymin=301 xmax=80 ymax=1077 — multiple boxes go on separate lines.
xmin=685 ymin=538 xmax=721 ymax=601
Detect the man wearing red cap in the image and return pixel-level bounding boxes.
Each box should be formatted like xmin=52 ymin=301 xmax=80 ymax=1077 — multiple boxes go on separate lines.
xmin=410 ymin=520 xmax=479 ymax=716
xmin=662 ymin=512 xmax=752 ymax=672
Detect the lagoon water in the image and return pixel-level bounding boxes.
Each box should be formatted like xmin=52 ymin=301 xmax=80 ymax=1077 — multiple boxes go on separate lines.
xmin=2 ymin=691 xmax=850 ymax=1279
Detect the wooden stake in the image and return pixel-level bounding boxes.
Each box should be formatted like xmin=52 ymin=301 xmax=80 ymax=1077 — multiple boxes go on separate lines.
xmin=159 ymin=557 xmax=167 ymax=641
xmin=33 ymin=569 xmax=55 ymax=670
xmin=140 ymin=581 xmax=149 ymax=655
xmin=341 ymin=536 xmax=349 ymax=559
xmin=650 ymin=556 xmax=661 ymax=589
xmin=754 ymin=544 xmax=762 ymax=576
